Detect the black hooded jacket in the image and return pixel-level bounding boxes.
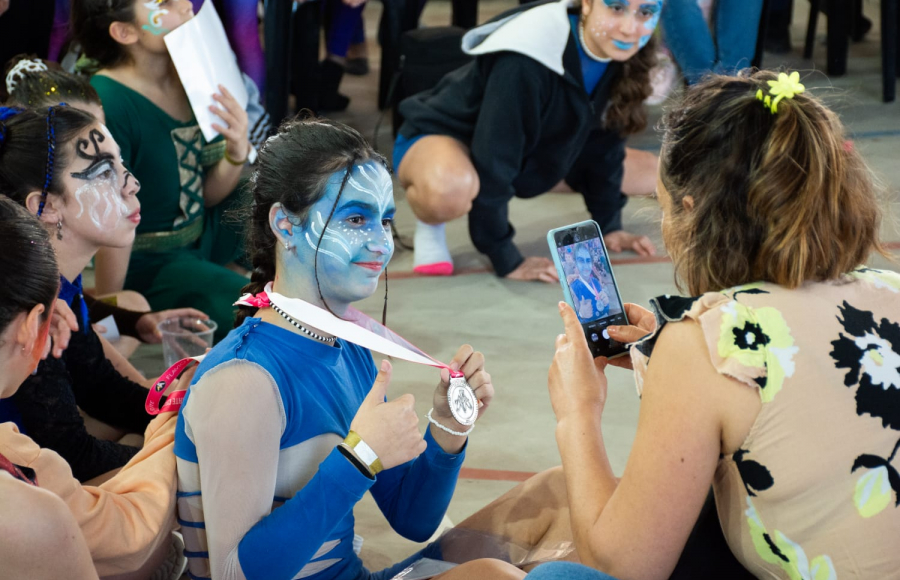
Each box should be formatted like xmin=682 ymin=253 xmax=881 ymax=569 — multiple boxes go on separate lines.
xmin=398 ymin=0 xmax=629 ymax=276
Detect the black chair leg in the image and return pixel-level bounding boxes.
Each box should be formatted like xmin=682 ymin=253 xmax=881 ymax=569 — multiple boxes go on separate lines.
xmin=264 ymin=0 xmax=294 ymax=125
xmin=378 ymin=0 xmax=421 ymax=110
xmin=825 ymin=0 xmax=850 ymax=75
xmin=804 ymin=0 xmax=821 ymax=59
xmin=451 ymin=0 xmax=478 ymax=29
xmin=883 ymin=0 xmax=898 ymax=102
xmin=752 ymin=0 xmax=770 ymax=68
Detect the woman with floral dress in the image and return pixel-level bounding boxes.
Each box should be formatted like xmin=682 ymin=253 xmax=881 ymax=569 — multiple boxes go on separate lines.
xmin=527 ymin=71 xmax=900 ymax=580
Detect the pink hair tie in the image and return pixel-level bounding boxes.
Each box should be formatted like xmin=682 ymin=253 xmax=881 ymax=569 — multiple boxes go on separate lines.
xmin=234 ymin=291 xmax=271 ymax=309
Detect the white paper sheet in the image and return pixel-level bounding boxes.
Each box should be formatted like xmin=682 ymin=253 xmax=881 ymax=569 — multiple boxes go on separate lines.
xmin=164 ymin=0 xmax=248 ymax=142
xmin=95 ymin=314 xmax=120 ymax=342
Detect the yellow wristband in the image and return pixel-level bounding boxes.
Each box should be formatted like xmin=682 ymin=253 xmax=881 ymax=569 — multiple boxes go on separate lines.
xmin=224 ymin=147 xmax=248 ymax=166
xmin=344 ymin=430 xmax=383 ymax=474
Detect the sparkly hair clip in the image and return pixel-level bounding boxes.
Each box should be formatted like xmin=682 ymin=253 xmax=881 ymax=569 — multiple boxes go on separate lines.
xmin=5 ymin=58 xmax=48 ymax=95
xmin=756 ymin=71 xmax=805 ymax=114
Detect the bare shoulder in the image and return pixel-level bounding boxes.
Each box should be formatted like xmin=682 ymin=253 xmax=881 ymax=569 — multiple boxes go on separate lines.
xmin=646 ymin=319 xmax=761 ymax=455
xmin=0 ymin=476 xmax=99 ymax=580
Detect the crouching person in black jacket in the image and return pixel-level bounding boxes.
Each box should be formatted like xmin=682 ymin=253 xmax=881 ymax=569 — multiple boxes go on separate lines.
xmin=395 ymin=0 xmax=661 ymax=281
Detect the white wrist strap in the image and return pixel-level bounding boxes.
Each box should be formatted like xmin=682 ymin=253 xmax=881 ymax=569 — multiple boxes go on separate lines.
xmin=353 ymin=439 xmax=379 ymax=467
xmin=426 ymin=408 xmax=474 ymax=437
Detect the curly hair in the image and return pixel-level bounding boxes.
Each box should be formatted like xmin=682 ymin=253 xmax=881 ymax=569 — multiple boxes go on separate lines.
xmin=659 ymin=70 xmax=887 ymax=295
xmin=605 ymin=34 xmax=658 ymax=136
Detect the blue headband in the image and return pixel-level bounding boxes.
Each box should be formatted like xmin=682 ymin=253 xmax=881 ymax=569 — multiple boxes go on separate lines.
xmin=0 ymin=106 xmax=23 ymax=150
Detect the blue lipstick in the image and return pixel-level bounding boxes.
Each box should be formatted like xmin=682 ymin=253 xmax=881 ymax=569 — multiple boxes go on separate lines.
xmin=612 ymin=40 xmax=635 ymax=50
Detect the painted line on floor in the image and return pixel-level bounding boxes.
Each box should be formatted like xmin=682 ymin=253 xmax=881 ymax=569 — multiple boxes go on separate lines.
xmin=385 ymin=241 xmax=900 ymax=280
xmin=385 ymin=255 xmax=673 ymax=280
xmin=459 ymin=467 xmax=537 ymax=482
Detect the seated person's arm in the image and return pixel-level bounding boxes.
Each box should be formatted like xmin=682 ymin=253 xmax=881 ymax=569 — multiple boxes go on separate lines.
xmin=552 ymin=307 xmax=742 ymax=580
xmin=66 ymin=330 xmax=153 ymax=433
xmin=14 ymin=364 xmax=141 ymax=482
xmin=0 ymin=481 xmax=99 ymax=580
xmin=203 ymin=87 xmax=250 ymax=208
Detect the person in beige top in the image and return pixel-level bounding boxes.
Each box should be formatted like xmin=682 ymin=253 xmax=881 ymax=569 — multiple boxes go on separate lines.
xmin=527 ymin=70 xmax=900 ymax=580
xmin=0 ymin=124 xmax=191 ymax=577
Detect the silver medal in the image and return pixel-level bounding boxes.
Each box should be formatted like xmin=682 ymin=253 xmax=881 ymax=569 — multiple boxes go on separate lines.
xmin=447 ymin=376 xmax=478 ymax=426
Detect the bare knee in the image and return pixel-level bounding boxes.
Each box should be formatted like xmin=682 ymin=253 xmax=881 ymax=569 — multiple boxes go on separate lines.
xmin=449 ymin=558 xmax=526 ymax=580
xmin=407 ymin=162 xmax=480 ymax=224
xmin=111 ymin=290 xmax=151 ymax=313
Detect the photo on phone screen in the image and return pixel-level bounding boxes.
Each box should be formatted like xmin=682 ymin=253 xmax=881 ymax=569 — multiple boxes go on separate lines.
xmin=550 ymin=222 xmax=629 ymax=358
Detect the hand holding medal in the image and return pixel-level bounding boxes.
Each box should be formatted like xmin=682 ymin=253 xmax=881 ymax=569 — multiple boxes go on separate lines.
xmin=429 ymin=345 xmax=492 ymax=453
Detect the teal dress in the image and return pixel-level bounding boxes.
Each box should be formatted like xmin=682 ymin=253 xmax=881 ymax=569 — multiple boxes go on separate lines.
xmin=91 ymin=75 xmax=248 ymax=339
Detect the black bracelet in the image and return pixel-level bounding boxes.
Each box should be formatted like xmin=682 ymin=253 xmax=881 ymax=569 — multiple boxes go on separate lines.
xmin=337 ymin=443 xmax=375 ymax=480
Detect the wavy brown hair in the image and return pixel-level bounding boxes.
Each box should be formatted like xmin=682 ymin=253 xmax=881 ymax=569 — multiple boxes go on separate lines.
xmin=605 ymin=34 xmax=657 ymax=136
xmin=659 ymin=70 xmax=887 ymax=295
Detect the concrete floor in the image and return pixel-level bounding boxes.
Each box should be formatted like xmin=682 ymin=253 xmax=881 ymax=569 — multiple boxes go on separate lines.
xmin=125 ymin=0 xmax=900 ymax=570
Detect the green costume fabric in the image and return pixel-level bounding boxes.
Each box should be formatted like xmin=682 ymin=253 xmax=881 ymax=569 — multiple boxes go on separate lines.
xmin=92 ymin=75 xmax=247 ymax=339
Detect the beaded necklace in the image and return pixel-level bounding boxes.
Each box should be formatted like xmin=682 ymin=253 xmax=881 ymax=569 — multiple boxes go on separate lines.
xmin=271 ymin=303 xmax=337 ymax=344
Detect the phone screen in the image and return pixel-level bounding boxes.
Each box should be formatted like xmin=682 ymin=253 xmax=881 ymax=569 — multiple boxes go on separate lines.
xmin=552 ymin=223 xmax=629 ymax=358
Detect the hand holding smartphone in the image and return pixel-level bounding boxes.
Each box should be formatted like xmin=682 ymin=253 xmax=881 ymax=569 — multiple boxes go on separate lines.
xmin=547 ymin=220 xmax=630 ymax=359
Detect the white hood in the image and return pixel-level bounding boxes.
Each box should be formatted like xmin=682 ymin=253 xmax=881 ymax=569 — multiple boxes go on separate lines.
xmin=461 ymin=0 xmax=575 ymax=76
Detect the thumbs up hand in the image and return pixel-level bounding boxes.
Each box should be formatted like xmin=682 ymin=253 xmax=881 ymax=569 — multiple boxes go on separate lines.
xmin=350 ymin=360 xmax=426 ymax=471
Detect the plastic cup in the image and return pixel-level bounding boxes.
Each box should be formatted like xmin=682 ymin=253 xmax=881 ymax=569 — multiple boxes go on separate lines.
xmin=157 ymin=318 xmax=217 ymax=368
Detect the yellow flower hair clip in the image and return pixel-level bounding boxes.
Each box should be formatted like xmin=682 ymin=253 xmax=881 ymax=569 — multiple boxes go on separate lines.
xmin=755 ymin=71 xmax=805 ymax=114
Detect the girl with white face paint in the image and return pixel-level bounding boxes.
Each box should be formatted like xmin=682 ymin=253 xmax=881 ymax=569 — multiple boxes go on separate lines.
xmin=3 ymin=55 xmax=211 ymax=364
xmin=396 ymin=0 xmax=661 ymax=282
xmin=0 ymin=106 xmax=185 ymax=487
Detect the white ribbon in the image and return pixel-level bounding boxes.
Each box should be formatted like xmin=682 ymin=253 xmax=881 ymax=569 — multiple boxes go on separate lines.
xmin=263 ymin=283 xmax=447 ymax=370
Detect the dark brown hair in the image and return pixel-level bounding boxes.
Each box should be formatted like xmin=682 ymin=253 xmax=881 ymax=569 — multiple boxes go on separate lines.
xmin=236 ymin=116 xmax=389 ymax=327
xmin=0 ymin=195 xmax=59 ymax=336
xmin=0 ymin=107 xmax=97 ymax=205
xmin=659 ymin=70 xmax=886 ymax=295
xmin=605 ymin=34 xmax=657 ymax=136
xmin=71 ymin=0 xmax=138 ymax=69
xmin=2 ymin=55 xmax=101 ymax=107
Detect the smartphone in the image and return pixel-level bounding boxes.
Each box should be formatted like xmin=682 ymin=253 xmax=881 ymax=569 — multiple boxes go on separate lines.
xmin=547 ymin=220 xmax=630 ymax=359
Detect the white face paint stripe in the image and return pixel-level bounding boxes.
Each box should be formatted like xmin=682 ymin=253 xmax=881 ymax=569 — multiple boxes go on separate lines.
xmin=309 ymin=220 xmax=353 ymax=258
xmin=304 ymin=232 xmax=347 ymax=263
xmin=71 ymin=173 xmax=128 ymax=229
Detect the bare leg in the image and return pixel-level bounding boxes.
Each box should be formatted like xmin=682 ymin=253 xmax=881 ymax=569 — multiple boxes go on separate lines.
xmin=397 ymin=136 xmax=479 ymax=274
xmin=434 ymin=558 xmax=526 ymax=580
xmin=622 ymin=148 xmax=659 ymax=197
xmin=555 ymin=148 xmax=658 ymax=196
xmin=453 ymin=467 xmax=572 ymax=553
xmin=80 ymin=408 xmax=127 ymax=442
xmin=397 ymin=135 xmax=479 ymax=225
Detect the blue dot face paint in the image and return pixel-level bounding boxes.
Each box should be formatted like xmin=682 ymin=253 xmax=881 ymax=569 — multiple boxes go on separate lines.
xmin=584 ymin=0 xmax=664 ymax=60
xmin=282 ymin=161 xmax=396 ymax=310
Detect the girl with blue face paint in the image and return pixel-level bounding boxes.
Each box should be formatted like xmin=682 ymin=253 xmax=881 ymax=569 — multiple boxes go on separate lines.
xmin=174 ymin=118 xmax=538 ymax=580
xmin=395 ymin=0 xmax=661 ymax=283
